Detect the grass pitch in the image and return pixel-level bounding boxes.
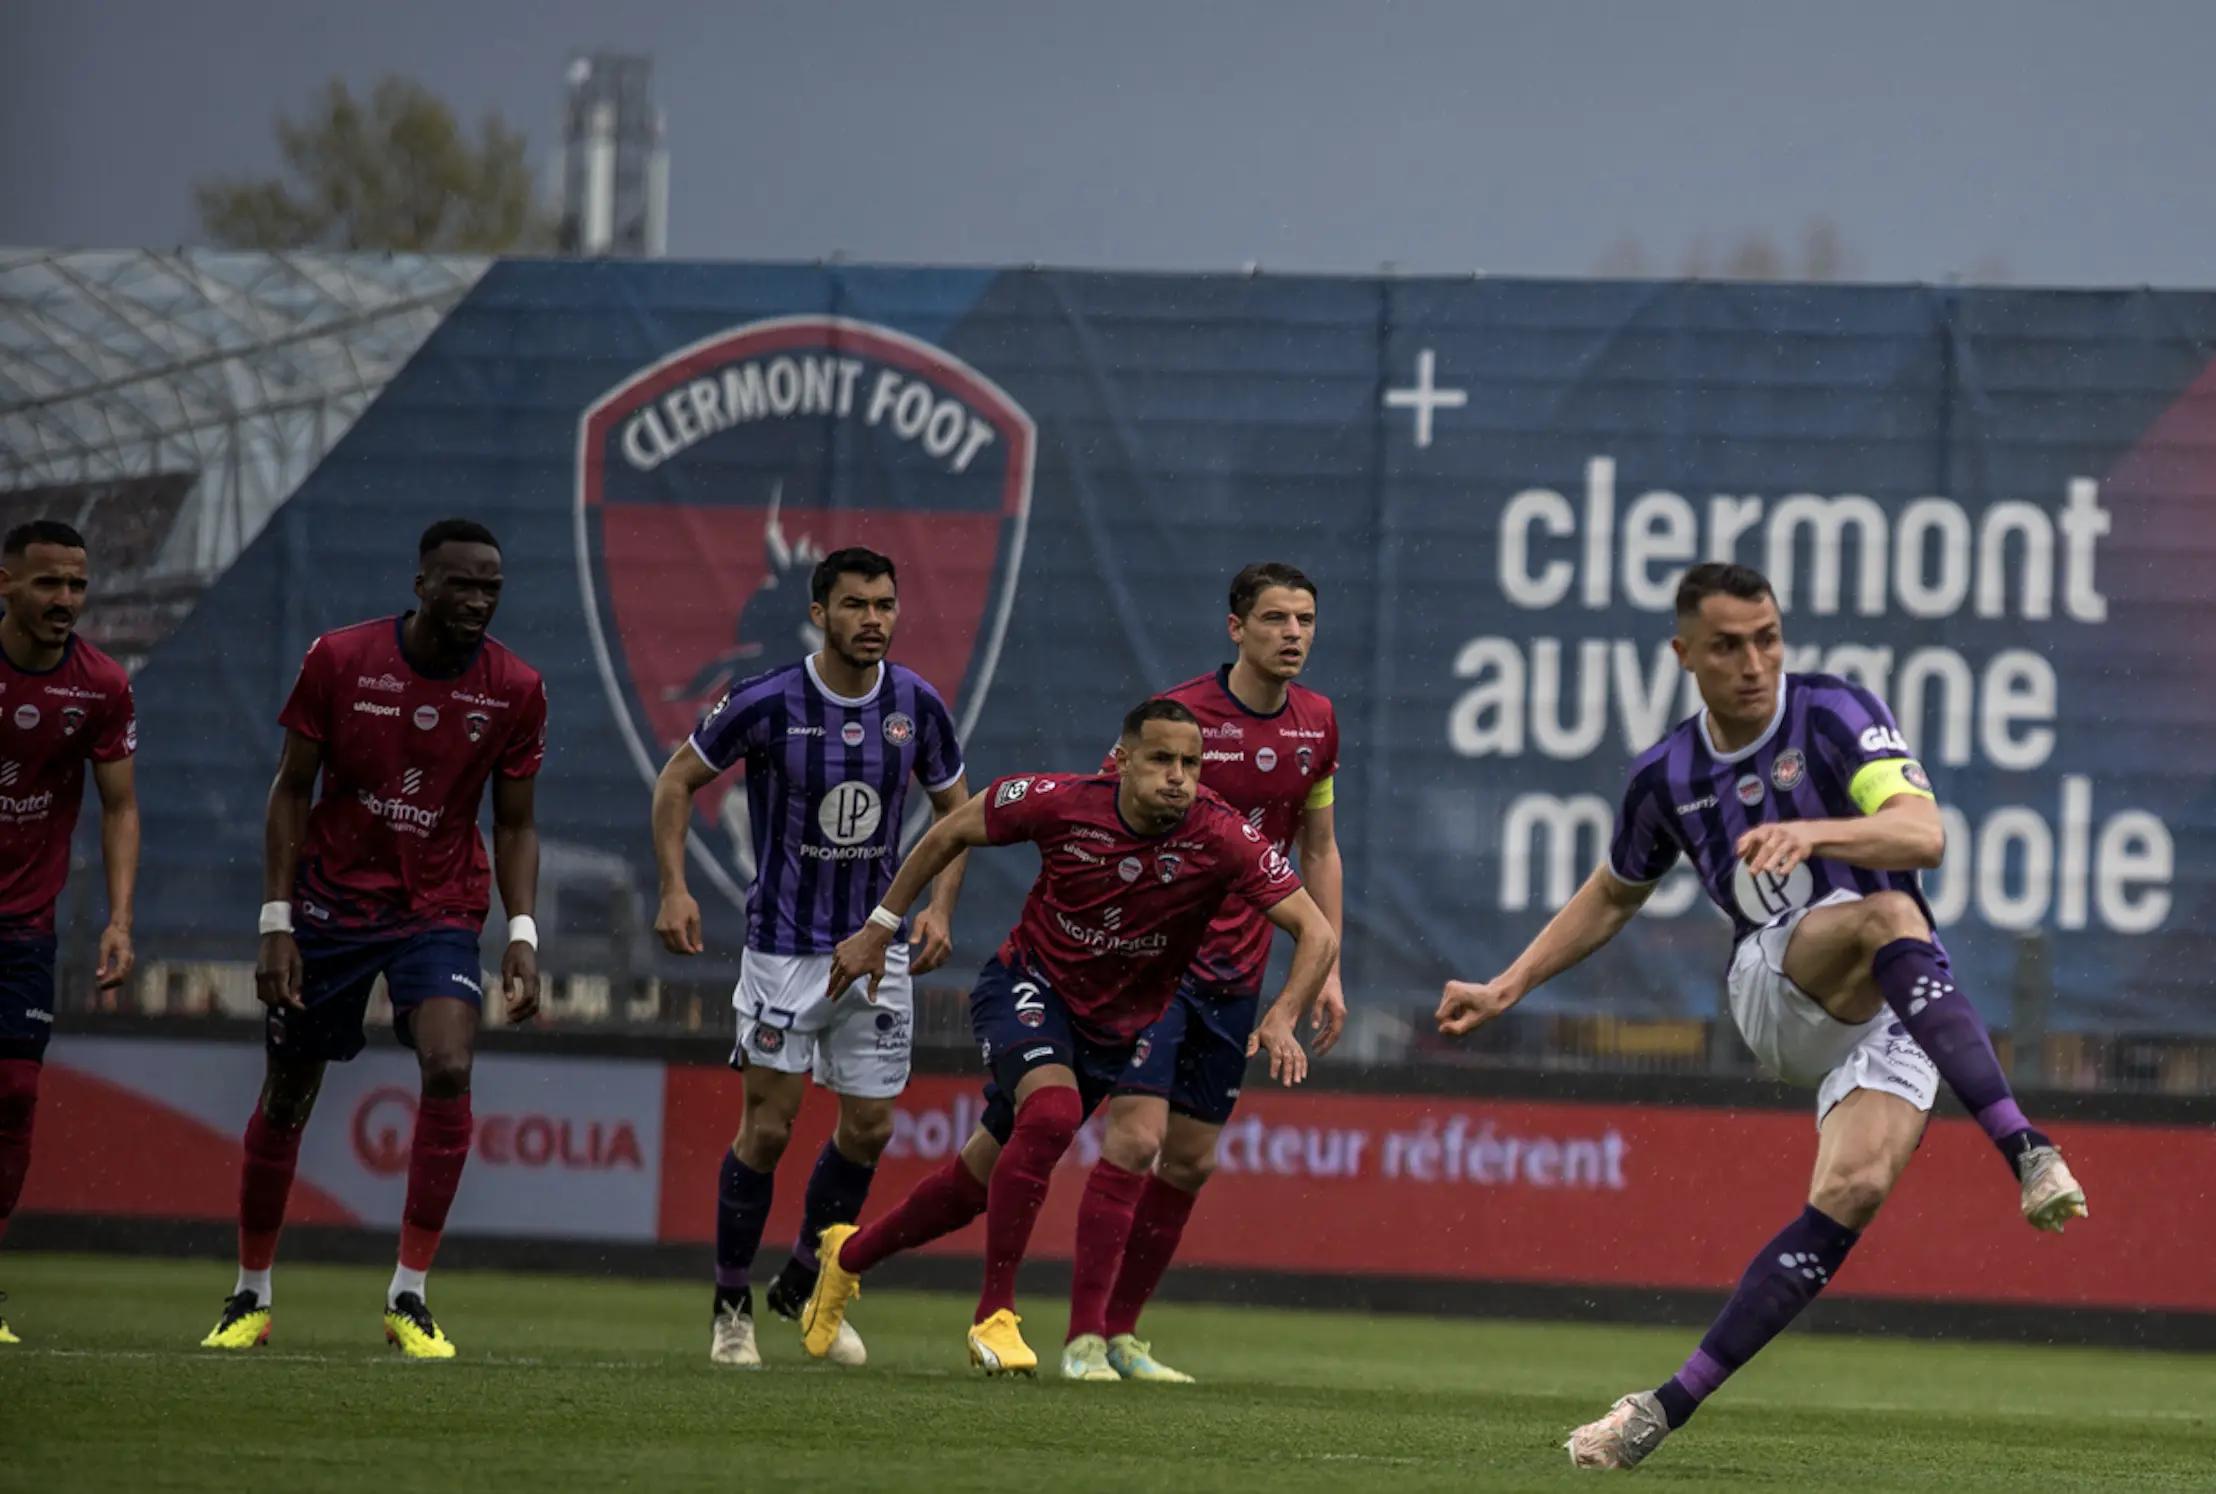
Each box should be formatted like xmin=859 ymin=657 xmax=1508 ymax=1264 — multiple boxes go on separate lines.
xmin=0 ymin=1253 xmax=2206 ymax=1491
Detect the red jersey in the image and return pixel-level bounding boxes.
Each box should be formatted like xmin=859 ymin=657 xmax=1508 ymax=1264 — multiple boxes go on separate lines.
xmin=1104 ymin=668 xmax=1340 ymax=993
xmin=0 ymin=637 xmax=135 ymax=937
xmin=981 ymin=772 xmax=1301 ymax=1041
xmin=280 ymin=617 xmax=547 ymax=939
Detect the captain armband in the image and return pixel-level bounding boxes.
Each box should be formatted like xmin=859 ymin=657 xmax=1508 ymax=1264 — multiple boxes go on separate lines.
xmin=1304 ymin=774 xmax=1335 ymax=810
xmin=1848 ymin=758 xmax=1935 ymax=816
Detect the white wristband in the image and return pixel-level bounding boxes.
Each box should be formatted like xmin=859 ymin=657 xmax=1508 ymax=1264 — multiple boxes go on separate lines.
xmin=258 ymin=901 xmax=294 ymax=936
xmin=507 ymin=915 xmax=539 ymax=949
xmin=866 ymin=905 xmax=901 ymax=933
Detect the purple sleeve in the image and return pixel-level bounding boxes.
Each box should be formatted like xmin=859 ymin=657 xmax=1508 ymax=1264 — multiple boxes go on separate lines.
xmin=1606 ymin=762 xmax=1681 ymax=886
xmin=915 ymin=683 xmax=964 ymax=793
xmin=689 ymin=678 xmax=779 ymax=773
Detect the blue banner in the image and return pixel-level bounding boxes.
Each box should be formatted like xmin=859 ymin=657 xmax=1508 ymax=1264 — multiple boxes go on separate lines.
xmin=123 ymin=266 xmax=2216 ymax=1032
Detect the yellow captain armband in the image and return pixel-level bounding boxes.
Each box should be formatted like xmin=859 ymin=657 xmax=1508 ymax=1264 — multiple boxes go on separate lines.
xmin=1304 ymin=774 xmax=1336 ymax=810
xmin=1849 ymin=758 xmax=1935 ymax=815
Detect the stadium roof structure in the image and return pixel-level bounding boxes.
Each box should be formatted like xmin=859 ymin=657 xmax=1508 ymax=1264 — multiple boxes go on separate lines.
xmin=0 ymin=248 xmax=487 ymax=580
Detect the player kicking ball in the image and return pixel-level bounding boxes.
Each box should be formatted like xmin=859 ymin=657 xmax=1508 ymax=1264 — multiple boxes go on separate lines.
xmin=201 ymin=520 xmax=547 ymax=1359
xmin=1436 ymin=562 xmax=2087 ymax=1470
xmin=800 ymin=699 xmax=1337 ymax=1377
xmin=650 ymin=547 xmax=971 ymax=1370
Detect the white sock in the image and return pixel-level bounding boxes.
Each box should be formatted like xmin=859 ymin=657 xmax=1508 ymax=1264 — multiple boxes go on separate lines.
xmin=235 ymin=1266 xmax=272 ymax=1305
xmin=387 ymin=1263 xmax=428 ymax=1308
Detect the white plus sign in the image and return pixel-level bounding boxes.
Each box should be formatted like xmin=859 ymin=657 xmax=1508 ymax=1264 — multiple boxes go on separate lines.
xmin=1383 ymin=348 xmax=1467 ymax=449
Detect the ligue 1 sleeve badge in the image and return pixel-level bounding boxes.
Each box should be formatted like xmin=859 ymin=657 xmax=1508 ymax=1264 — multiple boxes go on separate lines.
xmin=578 ymin=315 xmax=1036 ymax=906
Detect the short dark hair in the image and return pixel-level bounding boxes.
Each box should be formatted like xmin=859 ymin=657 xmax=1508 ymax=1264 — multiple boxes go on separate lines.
xmin=419 ymin=518 xmax=500 ymax=558
xmin=811 ymin=547 xmax=897 ymax=607
xmin=1121 ymin=697 xmax=1200 ymax=742
xmin=1674 ymin=562 xmax=1776 ymax=619
xmin=3 ymin=519 xmax=88 ymax=558
xmin=1229 ymin=561 xmax=1316 ymax=619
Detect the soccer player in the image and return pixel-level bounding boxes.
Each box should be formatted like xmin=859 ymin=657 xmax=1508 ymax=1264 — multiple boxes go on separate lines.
xmin=0 ymin=521 xmax=139 ymax=1345
xmin=1081 ymin=561 xmax=1346 ymax=1383
xmin=200 ymin=519 xmax=547 ymax=1359
xmin=1435 ymin=562 xmax=2088 ymax=1470
xmin=798 ymin=698 xmax=1339 ymax=1377
xmin=650 ymin=547 xmax=971 ymax=1370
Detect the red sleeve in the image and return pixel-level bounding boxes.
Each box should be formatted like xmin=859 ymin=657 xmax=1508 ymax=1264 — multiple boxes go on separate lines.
xmin=1322 ymin=704 xmax=1341 ymax=782
xmin=980 ymin=773 xmax=1059 ymax=846
xmin=277 ymin=637 xmax=333 ymax=742
xmin=91 ymin=678 xmax=137 ymax=763
xmin=500 ymin=677 xmax=549 ymax=779
xmin=1225 ymin=813 xmax=1301 ymax=912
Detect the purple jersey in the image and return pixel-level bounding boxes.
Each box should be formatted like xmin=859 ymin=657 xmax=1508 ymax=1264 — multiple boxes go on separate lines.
xmin=691 ymin=656 xmax=962 ymax=956
xmin=1608 ymin=673 xmax=1941 ymax=949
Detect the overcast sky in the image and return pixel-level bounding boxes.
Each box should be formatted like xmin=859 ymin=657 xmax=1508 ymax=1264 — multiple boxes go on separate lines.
xmin=4 ymin=0 xmax=2210 ymax=286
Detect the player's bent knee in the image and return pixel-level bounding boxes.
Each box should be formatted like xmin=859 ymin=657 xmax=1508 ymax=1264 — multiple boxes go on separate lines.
xmin=1102 ymin=1120 xmax=1164 ymax=1174
xmin=1014 ymin=1085 xmax=1085 ymax=1145
xmin=1812 ymin=1166 xmax=1894 ymax=1229
xmin=1858 ymin=891 xmax=1929 ymax=950
xmin=738 ymin=1109 xmax=795 ymax=1162
xmin=835 ymin=1104 xmax=896 ymax=1161
xmin=1159 ymin=1150 xmax=1215 ymax=1193
xmin=417 ymin=1051 xmax=472 ymax=1099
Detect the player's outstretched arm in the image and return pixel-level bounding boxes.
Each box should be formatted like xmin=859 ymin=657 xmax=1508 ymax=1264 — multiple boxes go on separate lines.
xmin=826 ymin=793 xmax=993 ymax=1000
xmin=1437 ymin=865 xmax=1653 ymax=1036
xmin=907 ymin=775 xmax=973 ymax=976
xmin=492 ymin=773 xmax=542 ymax=1023
xmin=90 ymin=755 xmax=139 ymax=990
xmin=1296 ymin=802 xmax=1348 ymax=1055
xmin=649 ymin=742 xmax=721 ymax=955
xmin=256 ymin=730 xmax=322 ymax=1012
xmin=1736 ymin=794 xmax=1945 ymax=879
xmin=1247 ymin=887 xmax=1339 ymax=1086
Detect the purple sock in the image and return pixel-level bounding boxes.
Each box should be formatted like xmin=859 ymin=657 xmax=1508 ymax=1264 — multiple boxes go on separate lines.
xmin=791 ymin=1139 xmax=877 ymax=1272
xmin=714 ymin=1150 xmax=774 ymax=1300
xmin=1654 ymin=1204 xmax=1860 ymax=1428
xmin=1872 ymin=939 xmax=2048 ymax=1169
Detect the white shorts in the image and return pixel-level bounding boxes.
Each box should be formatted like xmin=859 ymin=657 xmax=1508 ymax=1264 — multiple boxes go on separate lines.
xmin=730 ymin=945 xmax=914 ymax=1099
xmin=1726 ymin=888 xmax=1940 ymax=1130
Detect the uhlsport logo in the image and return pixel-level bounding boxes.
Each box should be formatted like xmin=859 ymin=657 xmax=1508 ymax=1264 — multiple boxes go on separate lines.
xmin=577 ymin=315 xmax=1036 ymax=907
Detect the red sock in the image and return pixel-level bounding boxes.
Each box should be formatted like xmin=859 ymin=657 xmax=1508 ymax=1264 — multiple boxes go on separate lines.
xmin=238 ymin=1105 xmax=307 ymax=1271
xmin=398 ymin=1094 xmax=473 ymax=1272
xmin=0 ymin=1059 xmax=41 ymax=1245
xmin=840 ymin=1156 xmax=989 ymax=1274
xmin=976 ymin=1087 xmax=1083 ymax=1322
xmin=1066 ymin=1161 xmax=1146 ymax=1341
xmin=1103 ymin=1173 xmax=1199 ymax=1339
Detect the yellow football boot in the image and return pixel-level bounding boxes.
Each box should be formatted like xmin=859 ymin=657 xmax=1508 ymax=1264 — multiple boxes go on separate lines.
xmin=383 ymin=1292 xmax=457 ymax=1359
xmin=800 ymin=1223 xmax=862 ymax=1359
xmin=199 ymin=1291 xmax=272 ymax=1350
xmin=967 ymin=1309 xmax=1037 ymax=1377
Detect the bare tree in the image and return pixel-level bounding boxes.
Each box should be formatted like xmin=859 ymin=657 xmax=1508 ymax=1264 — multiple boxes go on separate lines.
xmin=196 ymin=77 xmax=552 ymax=253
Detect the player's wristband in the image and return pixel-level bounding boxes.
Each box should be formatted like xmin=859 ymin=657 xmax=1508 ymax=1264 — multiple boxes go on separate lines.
xmin=507 ymin=915 xmax=539 ymax=950
xmin=866 ymin=905 xmax=901 ymax=934
xmin=258 ymin=901 xmax=294 ymax=936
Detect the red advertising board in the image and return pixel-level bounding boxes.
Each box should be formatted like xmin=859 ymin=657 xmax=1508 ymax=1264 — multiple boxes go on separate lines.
xmin=660 ymin=1065 xmax=2216 ymax=1311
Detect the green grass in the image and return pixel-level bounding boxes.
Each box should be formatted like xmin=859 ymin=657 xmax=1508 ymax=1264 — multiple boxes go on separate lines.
xmin=0 ymin=1253 xmax=2207 ymax=1491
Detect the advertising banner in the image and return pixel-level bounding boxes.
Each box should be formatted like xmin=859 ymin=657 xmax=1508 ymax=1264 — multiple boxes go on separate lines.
xmin=661 ymin=1065 xmax=2216 ymax=1312
xmin=104 ymin=265 xmax=2216 ymax=1032
xmin=25 ymin=1037 xmax=664 ymax=1242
